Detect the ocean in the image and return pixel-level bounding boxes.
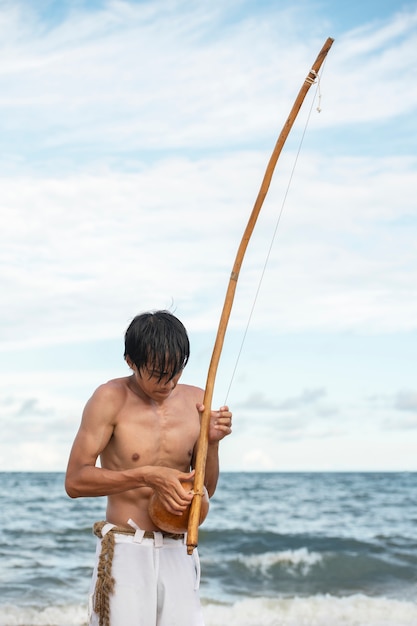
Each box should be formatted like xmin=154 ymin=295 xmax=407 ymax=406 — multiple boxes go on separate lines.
xmin=0 ymin=472 xmax=416 ymax=625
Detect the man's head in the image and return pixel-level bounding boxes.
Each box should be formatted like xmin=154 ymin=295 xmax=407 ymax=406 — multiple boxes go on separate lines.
xmin=124 ymin=310 xmax=190 ymax=382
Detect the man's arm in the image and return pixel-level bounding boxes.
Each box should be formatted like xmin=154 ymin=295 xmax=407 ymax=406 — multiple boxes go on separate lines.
xmin=65 ymin=383 xmax=195 ymax=514
xmin=194 ymin=404 xmax=232 ymax=498
xmin=65 ymin=383 xmax=147 ymax=497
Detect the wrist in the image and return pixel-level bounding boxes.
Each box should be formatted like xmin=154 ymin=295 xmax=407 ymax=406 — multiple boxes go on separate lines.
xmin=127 ymin=465 xmax=153 ymax=488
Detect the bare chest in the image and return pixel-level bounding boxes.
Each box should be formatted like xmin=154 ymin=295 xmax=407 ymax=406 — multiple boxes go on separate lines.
xmin=102 ymin=393 xmax=201 ymax=470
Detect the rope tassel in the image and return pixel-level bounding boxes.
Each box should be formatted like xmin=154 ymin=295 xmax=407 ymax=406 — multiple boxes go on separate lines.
xmin=93 ymin=522 xmax=117 ymax=626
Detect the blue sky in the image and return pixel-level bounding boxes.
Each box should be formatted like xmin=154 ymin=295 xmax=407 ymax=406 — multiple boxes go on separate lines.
xmin=0 ymin=0 xmax=416 ymax=471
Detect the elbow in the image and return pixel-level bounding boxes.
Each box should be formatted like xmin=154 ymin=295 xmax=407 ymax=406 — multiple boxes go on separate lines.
xmin=65 ymin=474 xmax=81 ymax=499
xmin=205 ymin=480 xmax=218 ymax=499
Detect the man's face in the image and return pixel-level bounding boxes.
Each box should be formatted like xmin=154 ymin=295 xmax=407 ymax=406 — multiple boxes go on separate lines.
xmin=136 ymin=364 xmax=183 ymax=400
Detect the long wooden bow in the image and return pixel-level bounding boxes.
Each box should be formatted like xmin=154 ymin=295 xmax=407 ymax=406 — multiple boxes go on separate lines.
xmin=187 ymin=37 xmax=334 ymax=554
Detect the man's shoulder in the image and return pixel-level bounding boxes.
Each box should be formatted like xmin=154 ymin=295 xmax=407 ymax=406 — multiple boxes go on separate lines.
xmin=91 ymin=376 xmax=130 ymax=403
xmin=176 ymin=383 xmax=204 ymax=400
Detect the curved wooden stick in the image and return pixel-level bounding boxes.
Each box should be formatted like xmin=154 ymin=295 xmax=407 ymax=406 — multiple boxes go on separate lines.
xmin=187 ymin=37 xmax=334 ymax=554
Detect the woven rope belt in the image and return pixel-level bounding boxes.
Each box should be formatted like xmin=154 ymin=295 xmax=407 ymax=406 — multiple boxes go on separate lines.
xmin=92 ymin=521 xmax=184 ymax=626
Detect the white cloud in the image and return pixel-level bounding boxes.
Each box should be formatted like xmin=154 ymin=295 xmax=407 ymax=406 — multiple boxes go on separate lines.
xmin=1 ymin=149 xmax=416 ymax=349
xmin=394 ymin=390 xmax=417 ymax=412
xmin=0 ymin=0 xmax=416 ymax=471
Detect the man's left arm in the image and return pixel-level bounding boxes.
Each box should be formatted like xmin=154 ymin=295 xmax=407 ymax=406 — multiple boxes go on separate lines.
xmin=195 ymin=404 xmax=232 ymax=497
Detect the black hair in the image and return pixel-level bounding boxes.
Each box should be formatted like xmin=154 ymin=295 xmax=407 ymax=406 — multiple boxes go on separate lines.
xmin=124 ymin=310 xmax=190 ymax=381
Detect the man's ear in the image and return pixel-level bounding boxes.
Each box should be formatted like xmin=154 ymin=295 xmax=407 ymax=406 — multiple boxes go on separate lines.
xmin=125 ymin=355 xmax=134 ymax=370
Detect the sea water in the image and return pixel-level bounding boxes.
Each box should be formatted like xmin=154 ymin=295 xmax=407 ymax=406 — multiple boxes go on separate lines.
xmin=0 ymin=472 xmax=416 ymax=625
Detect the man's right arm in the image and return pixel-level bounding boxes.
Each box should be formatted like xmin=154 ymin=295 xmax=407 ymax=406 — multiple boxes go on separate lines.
xmin=65 ymin=384 xmax=196 ymax=514
xmin=65 ymin=384 xmax=148 ymax=498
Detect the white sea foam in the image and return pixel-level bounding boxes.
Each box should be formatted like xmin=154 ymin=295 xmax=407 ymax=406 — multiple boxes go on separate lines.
xmin=2 ymin=595 xmax=416 ymax=626
xmin=240 ymin=547 xmax=322 ymax=575
xmin=0 ymin=603 xmax=88 ymax=626
xmin=203 ymin=595 xmax=417 ymax=626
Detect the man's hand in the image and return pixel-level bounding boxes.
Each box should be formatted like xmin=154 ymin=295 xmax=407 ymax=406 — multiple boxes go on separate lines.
xmin=197 ymin=403 xmax=232 ymax=443
xmin=144 ymin=467 xmax=195 ymax=515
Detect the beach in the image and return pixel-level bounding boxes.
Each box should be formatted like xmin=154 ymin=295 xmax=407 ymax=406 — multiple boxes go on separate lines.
xmin=1 ymin=472 xmax=416 ymax=625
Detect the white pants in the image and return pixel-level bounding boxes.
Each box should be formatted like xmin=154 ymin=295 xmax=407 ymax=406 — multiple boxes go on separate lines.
xmin=89 ymin=521 xmax=205 ymax=626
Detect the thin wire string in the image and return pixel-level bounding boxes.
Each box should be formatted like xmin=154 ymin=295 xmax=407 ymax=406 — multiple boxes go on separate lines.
xmin=223 ymin=68 xmax=325 ymax=405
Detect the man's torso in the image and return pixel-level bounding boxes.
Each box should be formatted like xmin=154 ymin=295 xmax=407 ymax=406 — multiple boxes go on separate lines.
xmin=99 ymin=376 xmax=203 ymax=528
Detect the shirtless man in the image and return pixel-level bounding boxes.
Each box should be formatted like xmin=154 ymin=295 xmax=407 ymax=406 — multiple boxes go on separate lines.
xmin=65 ymin=310 xmax=232 ymax=626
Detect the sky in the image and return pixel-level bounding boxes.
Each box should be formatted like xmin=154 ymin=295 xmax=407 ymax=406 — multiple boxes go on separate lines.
xmin=0 ymin=0 xmax=416 ymax=472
